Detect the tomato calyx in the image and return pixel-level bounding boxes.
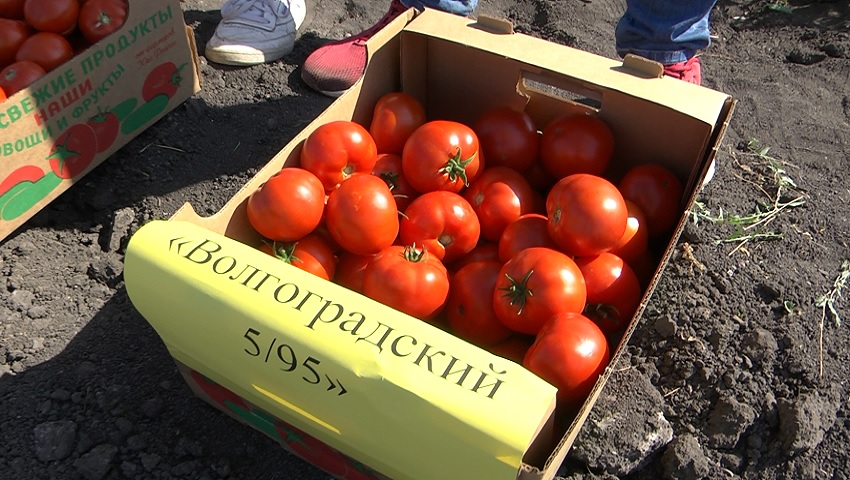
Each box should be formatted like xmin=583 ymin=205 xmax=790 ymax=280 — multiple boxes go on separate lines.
xmin=264 ymin=240 xmax=301 ymax=265
xmin=440 ymin=147 xmax=476 ymax=187
xmin=402 ymin=244 xmax=428 ymax=262
xmin=583 ymin=302 xmax=621 ymax=322
xmin=498 ymin=269 xmax=534 ymax=314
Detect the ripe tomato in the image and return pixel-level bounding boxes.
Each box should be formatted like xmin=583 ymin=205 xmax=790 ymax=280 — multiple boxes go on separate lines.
xmin=300 ymin=120 xmax=378 ymax=192
xmin=333 ymin=251 xmax=374 ymax=294
xmin=362 ymin=244 xmax=450 ymax=320
xmin=369 ymin=91 xmax=426 ymax=154
xmin=402 ymin=120 xmax=483 ymax=193
xmin=463 ymin=166 xmax=535 ymax=242
xmin=48 ymin=123 xmax=97 ymax=179
xmin=15 ymin=32 xmax=73 ymax=73
xmin=608 ymin=199 xmax=649 ymax=267
xmin=260 ymin=234 xmax=338 ymax=281
xmin=0 ymin=0 xmax=26 ymax=19
xmin=618 ymin=163 xmax=684 ymax=238
xmin=0 ymin=60 xmax=44 ymax=95
xmin=24 ymin=0 xmax=80 ymax=36
xmin=78 ymin=0 xmax=128 ymax=44
xmin=472 ymin=105 xmax=539 ymax=173
xmin=0 ymin=19 xmax=31 ymax=69
xmin=498 ymin=213 xmax=559 ymax=263
xmin=523 ymin=312 xmax=610 ymax=406
xmin=493 ymin=247 xmax=586 ymax=335
xmin=447 ymin=241 xmax=500 ymax=272
xmin=539 ymin=113 xmax=614 ymax=179
xmin=399 ymin=190 xmax=480 ymax=264
xmin=546 ymin=173 xmax=628 ymax=257
xmin=0 ymin=86 xmax=5 ymax=101
xmin=446 ymin=261 xmax=514 ymax=348
xmin=325 ymin=173 xmax=399 ymax=256
xmin=575 ymin=252 xmax=642 ymax=335
xmin=371 ymin=152 xmax=417 ymax=212
xmin=246 ymin=167 xmax=325 ymax=242
xmin=489 ymin=335 xmax=534 ymax=364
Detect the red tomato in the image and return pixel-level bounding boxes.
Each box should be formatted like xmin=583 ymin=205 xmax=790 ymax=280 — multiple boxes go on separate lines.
xmin=447 ymin=241 xmax=500 ymax=272
xmin=86 ymin=109 xmax=120 ymax=153
xmin=0 ymin=86 xmax=5 ymax=101
xmin=0 ymin=0 xmax=26 ymax=19
xmin=246 ymin=167 xmax=325 ymax=242
xmin=463 ymin=166 xmax=535 ymax=242
xmin=498 ymin=213 xmax=559 ymax=263
xmin=78 ymin=0 xmax=128 ymax=44
xmin=371 ymin=152 xmax=417 ymax=212
xmin=15 ymin=32 xmax=73 ymax=72
xmin=48 ymin=123 xmax=97 ymax=179
xmin=325 ymin=173 xmax=399 ymax=256
xmin=575 ymin=252 xmax=642 ymax=335
xmin=0 ymin=19 xmax=31 ymax=69
xmin=493 ymin=247 xmax=586 ymax=335
xmin=489 ymin=334 xmax=534 ymax=364
xmin=333 ymin=251 xmax=374 ymax=294
xmin=608 ymin=199 xmax=650 ymax=267
xmin=24 ymin=0 xmax=79 ymax=35
xmin=0 ymin=60 xmax=45 ymax=95
xmin=369 ymin=91 xmax=426 ymax=154
xmin=523 ymin=312 xmax=610 ymax=406
xmin=539 ymin=113 xmax=614 ymax=179
xmin=362 ymin=244 xmax=450 ymax=320
xmin=525 ymin=160 xmax=556 ymax=194
xmin=402 ymin=120 xmax=483 ymax=193
xmin=618 ymin=163 xmax=684 ymax=238
xmin=472 ymin=106 xmax=539 ymax=173
xmin=300 ymin=120 xmax=378 ymax=192
xmin=446 ymin=261 xmax=514 ymax=348
xmin=546 ymin=173 xmax=628 ymax=257
xmin=260 ymin=234 xmax=338 ymax=281
xmin=142 ymin=61 xmax=187 ymax=101
xmin=399 ymin=190 xmax=481 ymax=264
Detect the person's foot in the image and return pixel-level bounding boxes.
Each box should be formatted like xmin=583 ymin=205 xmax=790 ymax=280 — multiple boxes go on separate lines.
xmin=205 ymin=0 xmax=308 ymax=66
xmin=663 ymin=56 xmax=701 ymax=86
xmin=301 ymin=0 xmax=408 ymax=97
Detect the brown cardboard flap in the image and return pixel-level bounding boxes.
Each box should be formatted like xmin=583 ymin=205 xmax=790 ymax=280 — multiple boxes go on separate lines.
xmin=621 ymin=53 xmax=665 ymax=79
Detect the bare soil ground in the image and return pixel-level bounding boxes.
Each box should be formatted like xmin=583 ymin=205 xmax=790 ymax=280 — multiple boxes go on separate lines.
xmin=2 ymin=0 xmax=850 ymax=479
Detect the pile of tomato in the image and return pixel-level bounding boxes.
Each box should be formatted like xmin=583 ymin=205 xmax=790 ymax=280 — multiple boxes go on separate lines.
xmin=0 ymin=0 xmax=129 ymax=97
xmin=246 ymin=92 xmax=684 ymax=411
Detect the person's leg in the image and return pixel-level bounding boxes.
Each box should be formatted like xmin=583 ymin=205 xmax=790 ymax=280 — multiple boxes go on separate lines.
xmin=205 ymin=0 xmax=309 ymax=66
xmin=615 ymin=0 xmax=716 ymax=85
xmin=301 ymin=0 xmax=477 ymax=98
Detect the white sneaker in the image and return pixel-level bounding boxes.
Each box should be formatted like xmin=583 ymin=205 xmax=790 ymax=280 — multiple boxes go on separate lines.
xmin=205 ymin=0 xmax=308 ymax=66
xmin=701 ymin=158 xmax=716 ymax=187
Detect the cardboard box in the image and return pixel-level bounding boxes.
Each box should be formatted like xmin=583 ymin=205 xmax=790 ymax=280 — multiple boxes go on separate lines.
xmin=0 ymin=0 xmax=200 ymax=243
xmin=124 ymin=8 xmax=735 ymax=480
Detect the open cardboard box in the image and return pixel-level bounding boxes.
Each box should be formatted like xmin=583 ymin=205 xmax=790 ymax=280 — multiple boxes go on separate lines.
xmin=124 ymin=8 xmax=735 ymax=480
xmin=0 ymin=0 xmax=200 ymax=243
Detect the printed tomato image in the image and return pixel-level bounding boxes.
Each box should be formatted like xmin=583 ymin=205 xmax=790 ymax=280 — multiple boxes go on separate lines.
xmin=15 ymin=32 xmax=73 ymax=73
xmin=0 ymin=19 xmax=31 ymax=69
xmin=300 ymin=120 xmax=379 ymax=192
xmin=539 ymin=113 xmax=615 ymax=179
xmin=246 ymin=167 xmax=325 ymax=242
xmin=48 ymin=123 xmax=98 ymax=179
xmin=618 ymin=163 xmax=684 ymax=238
xmin=523 ymin=311 xmax=610 ymax=406
xmin=86 ymin=109 xmax=120 ymax=153
xmin=399 ymin=190 xmax=481 ymax=264
xmin=473 ymin=105 xmax=539 ymax=173
xmin=402 ymin=120 xmax=483 ymax=193
xmin=0 ymin=165 xmax=44 ymax=196
xmin=23 ymin=0 xmax=79 ymax=36
xmin=0 ymin=60 xmax=45 ymax=95
xmin=324 ymin=173 xmax=399 ymax=256
xmin=78 ymin=0 xmax=128 ymax=44
xmin=369 ymin=91 xmax=426 ymax=155
xmin=575 ymin=252 xmax=643 ymax=335
xmin=446 ymin=260 xmax=514 ymax=348
xmin=260 ymin=234 xmax=338 ymax=281
xmin=142 ymin=61 xmax=187 ymax=101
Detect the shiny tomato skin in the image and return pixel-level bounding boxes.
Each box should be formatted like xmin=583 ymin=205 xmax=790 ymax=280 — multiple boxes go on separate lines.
xmin=402 ymin=120 xmax=483 ymax=193
xmin=0 ymin=0 xmax=27 ymax=19
xmin=463 ymin=166 xmax=536 ymax=242
xmin=493 ymin=247 xmax=586 ymax=335
xmin=300 ymin=120 xmax=378 ymax=192
xmin=523 ymin=312 xmax=610 ymax=406
xmin=0 ymin=60 xmax=45 ymax=95
xmin=371 ymin=152 xmax=417 ymax=212
xmin=608 ymin=199 xmax=650 ymax=267
xmin=498 ymin=213 xmax=559 ymax=263
xmin=0 ymin=19 xmax=31 ymax=69
xmin=362 ymin=244 xmax=450 ymax=320
xmin=24 ymin=0 xmax=80 ymax=35
xmin=369 ymin=92 xmax=426 ymax=155
xmin=446 ymin=260 xmax=514 ymax=348
xmin=260 ymin=234 xmax=338 ymax=281
xmin=325 ymin=173 xmax=399 ymax=256
xmin=546 ymin=173 xmax=628 ymax=257
xmin=399 ymin=190 xmax=481 ymax=264
xmin=15 ymin=32 xmax=73 ymax=72
xmin=78 ymin=0 xmax=128 ymax=44
xmin=246 ymin=167 xmax=325 ymax=242
xmin=48 ymin=123 xmax=97 ymax=179
xmin=472 ymin=106 xmax=539 ymax=173
xmin=618 ymin=163 xmax=684 ymax=238
xmin=575 ymin=252 xmax=642 ymax=335
xmin=333 ymin=251 xmax=374 ymax=294
xmin=540 ymin=113 xmax=614 ymax=179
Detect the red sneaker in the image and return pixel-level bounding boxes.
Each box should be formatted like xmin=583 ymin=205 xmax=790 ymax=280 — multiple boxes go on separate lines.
xmin=301 ymin=0 xmax=408 ymax=97
xmin=663 ymin=56 xmax=701 ymax=86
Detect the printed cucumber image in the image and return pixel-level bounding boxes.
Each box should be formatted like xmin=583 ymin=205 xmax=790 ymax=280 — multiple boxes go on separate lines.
xmin=0 ymin=169 xmax=62 ymax=221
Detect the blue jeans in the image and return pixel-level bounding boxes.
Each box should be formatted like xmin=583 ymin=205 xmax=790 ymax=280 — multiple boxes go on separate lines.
xmin=401 ymin=0 xmax=477 ymax=16
xmin=615 ymin=0 xmax=717 ymax=65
